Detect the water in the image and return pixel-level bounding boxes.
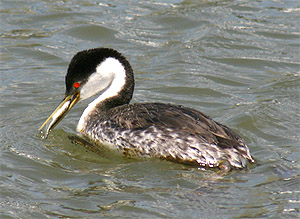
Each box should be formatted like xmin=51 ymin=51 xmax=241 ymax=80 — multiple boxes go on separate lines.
xmin=1 ymin=0 xmax=299 ymax=218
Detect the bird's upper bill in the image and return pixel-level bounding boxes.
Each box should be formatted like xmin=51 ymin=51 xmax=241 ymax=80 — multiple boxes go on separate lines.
xmin=39 ymin=91 xmax=80 ymax=138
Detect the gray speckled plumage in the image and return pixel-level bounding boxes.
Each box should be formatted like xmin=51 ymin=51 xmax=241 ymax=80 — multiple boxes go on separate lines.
xmin=82 ymin=102 xmax=254 ymax=169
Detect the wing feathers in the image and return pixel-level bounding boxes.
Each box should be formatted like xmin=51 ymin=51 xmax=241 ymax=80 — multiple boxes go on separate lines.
xmin=109 ymin=102 xmax=244 ymax=150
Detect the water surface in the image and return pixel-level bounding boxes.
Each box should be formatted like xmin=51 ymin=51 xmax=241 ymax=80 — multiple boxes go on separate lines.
xmin=1 ymin=0 xmax=299 ymax=218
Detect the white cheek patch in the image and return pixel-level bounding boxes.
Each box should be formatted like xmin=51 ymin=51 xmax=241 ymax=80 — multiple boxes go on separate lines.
xmin=94 ymin=57 xmax=126 ymax=101
xmin=77 ymin=57 xmax=127 ymax=132
xmin=79 ymin=70 xmax=112 ymax=100
xmin=79 ymin=57 xmax=126 ymax=101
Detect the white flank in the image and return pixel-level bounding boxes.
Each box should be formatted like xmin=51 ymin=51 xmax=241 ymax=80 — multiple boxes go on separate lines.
xmin=77 ymin=57 xmax=126 ymax=133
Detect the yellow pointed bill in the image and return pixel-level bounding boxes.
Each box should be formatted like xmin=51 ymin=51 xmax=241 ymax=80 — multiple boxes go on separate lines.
xmin=39 ymin=92 xmax=80 ymax=138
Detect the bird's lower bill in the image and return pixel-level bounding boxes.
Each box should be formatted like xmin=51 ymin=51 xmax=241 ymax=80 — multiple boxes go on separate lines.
xmin=39 ymin=92 xmax=80 ymax=139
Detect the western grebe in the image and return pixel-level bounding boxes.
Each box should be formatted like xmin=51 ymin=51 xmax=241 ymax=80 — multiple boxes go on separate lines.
xmin=39 ymin=48 xmax=254 ymax=169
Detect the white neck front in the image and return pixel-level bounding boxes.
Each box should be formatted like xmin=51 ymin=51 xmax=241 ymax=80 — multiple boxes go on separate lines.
xmin=77 ymin=57 xmax=126 ymax=133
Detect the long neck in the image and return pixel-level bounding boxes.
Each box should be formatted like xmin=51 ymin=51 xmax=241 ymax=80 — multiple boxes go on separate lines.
xmin=77 ymin=57 xmax=134 ymax=133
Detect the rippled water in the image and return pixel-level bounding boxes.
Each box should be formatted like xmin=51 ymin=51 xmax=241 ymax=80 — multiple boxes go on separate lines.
xmin=1 ymin=0 xmax=299 ymax=218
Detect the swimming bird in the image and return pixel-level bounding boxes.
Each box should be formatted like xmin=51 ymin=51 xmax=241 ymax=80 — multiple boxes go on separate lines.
xmin=39 ymin=48 xmax=254 ymax=169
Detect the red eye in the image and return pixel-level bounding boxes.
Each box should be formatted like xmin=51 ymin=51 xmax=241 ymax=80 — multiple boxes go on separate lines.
xmin=73 ymin=82 xmax=80 ymax=89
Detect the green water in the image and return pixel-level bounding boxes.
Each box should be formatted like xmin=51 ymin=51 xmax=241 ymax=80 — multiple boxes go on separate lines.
xmin=1 ymin=0 xmax=299 ymax=218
